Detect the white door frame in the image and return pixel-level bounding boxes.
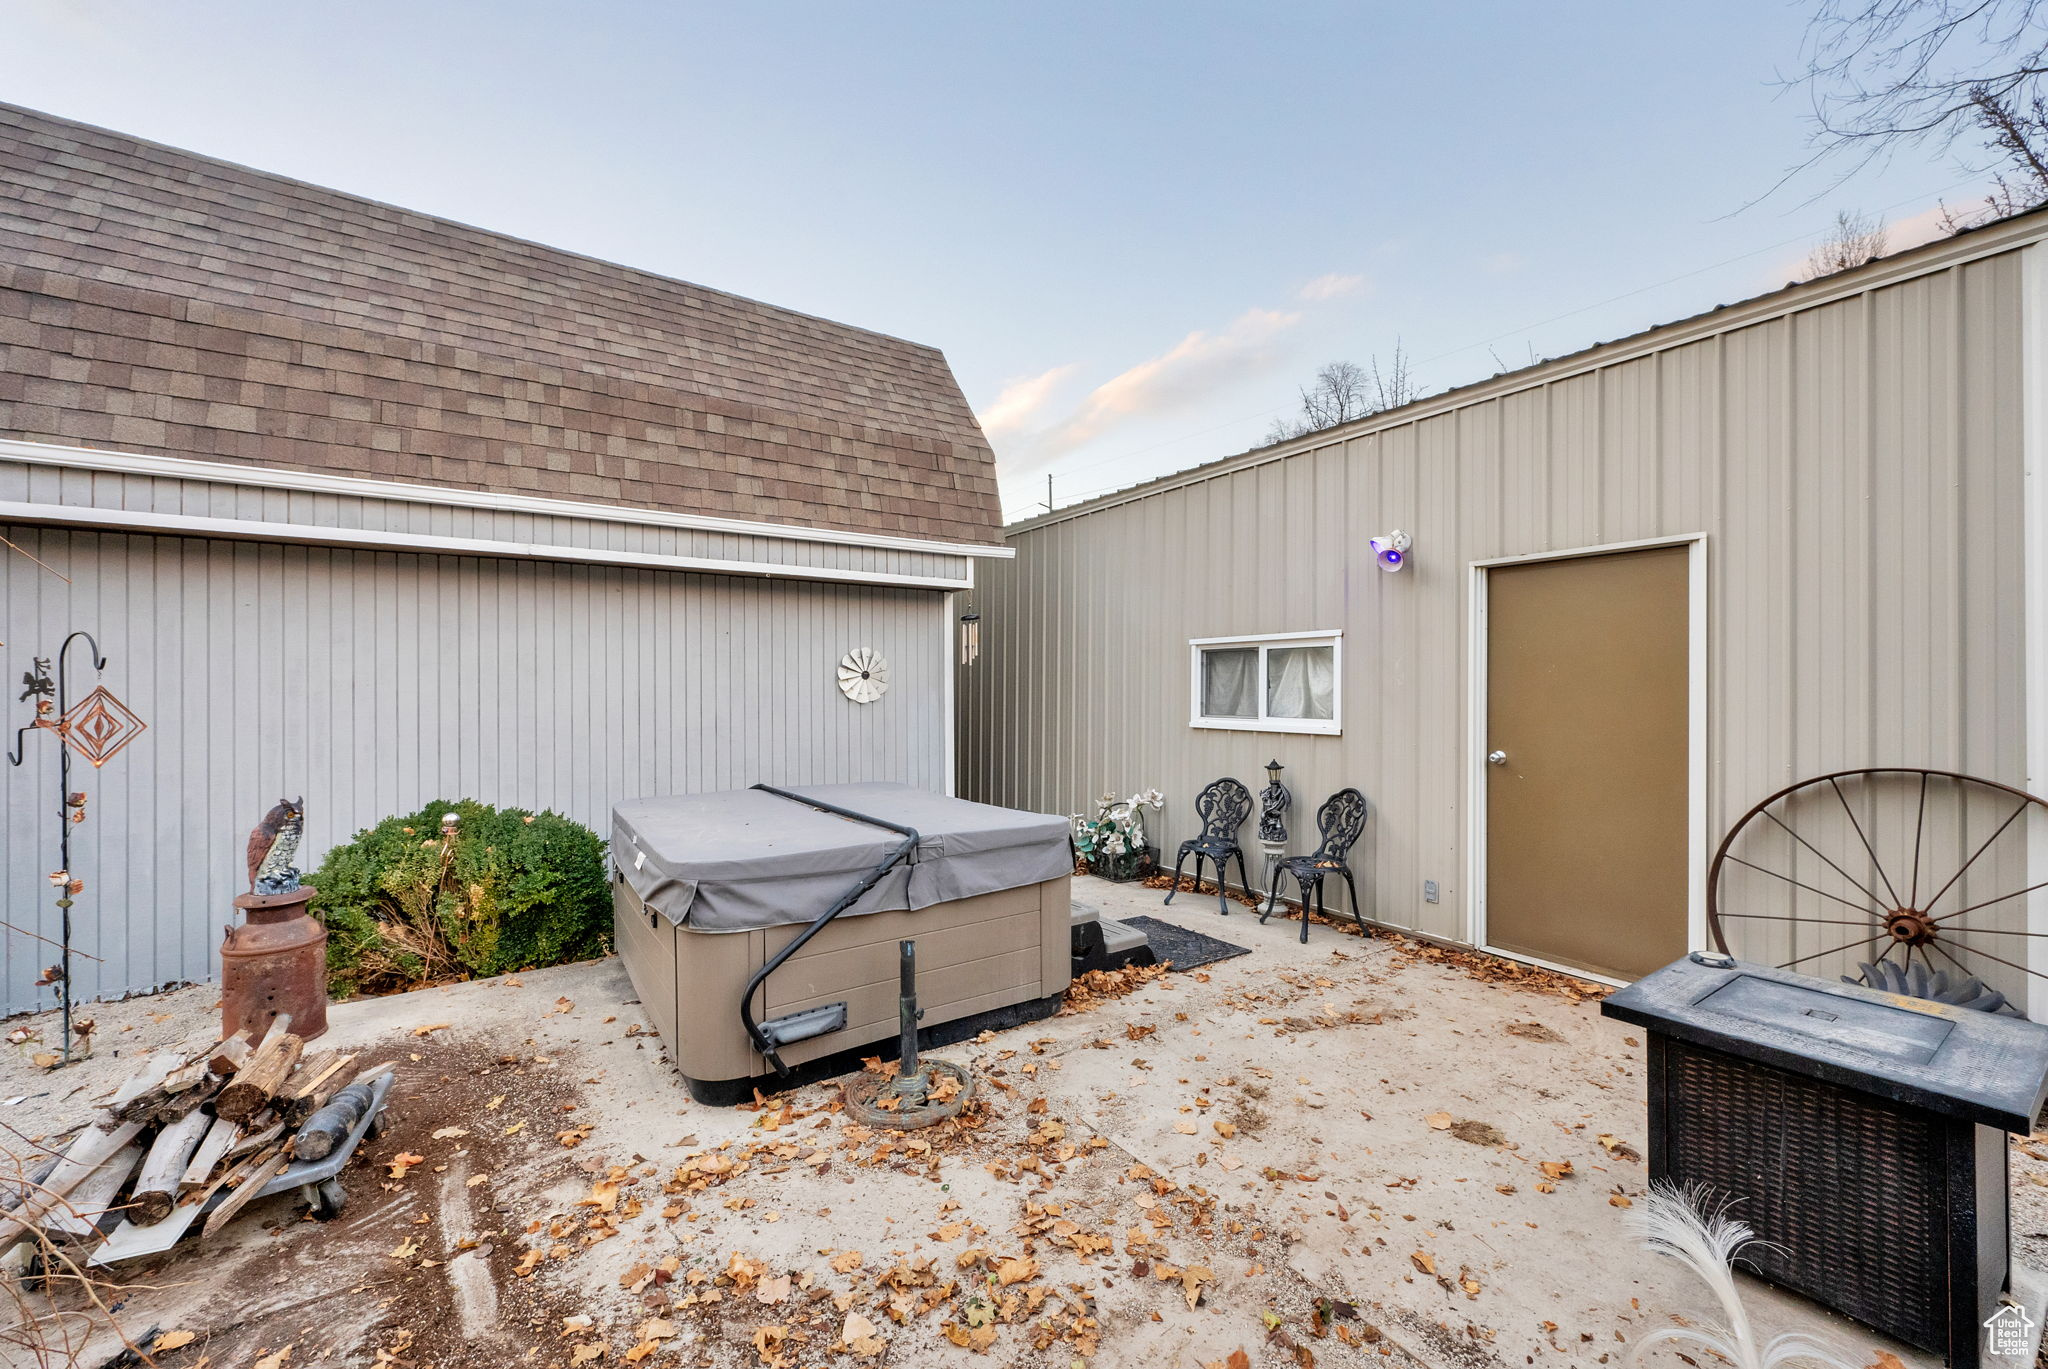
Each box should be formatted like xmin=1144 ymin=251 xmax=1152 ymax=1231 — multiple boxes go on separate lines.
xmin=2021 ymin=244 xmax=2048 ymax=1022
xmin=1465 ymin=533 xmax=1710 ymax=986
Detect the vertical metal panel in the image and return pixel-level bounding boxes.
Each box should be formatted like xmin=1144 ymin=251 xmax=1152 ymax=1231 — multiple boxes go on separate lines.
xmin=962 ymin=250 xmax=2028 ymax=988
xmin=1 ymin=532 xmax=946 ymax=1011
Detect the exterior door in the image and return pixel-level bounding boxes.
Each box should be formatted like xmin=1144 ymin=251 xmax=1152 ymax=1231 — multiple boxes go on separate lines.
xmin=1484 ymin=545 xmax=1689 ymax=980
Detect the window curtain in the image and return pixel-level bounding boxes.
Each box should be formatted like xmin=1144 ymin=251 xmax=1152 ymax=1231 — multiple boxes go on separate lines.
xmin=1201 ymin=647 xmax=1258 ymax=718
xmin=1266 ymin=645 xmax=1334 ymax=720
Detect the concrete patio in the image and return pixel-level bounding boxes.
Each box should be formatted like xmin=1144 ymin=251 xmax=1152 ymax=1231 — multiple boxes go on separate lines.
xmin=4 ymin=875 xmax=2039 ymax=1368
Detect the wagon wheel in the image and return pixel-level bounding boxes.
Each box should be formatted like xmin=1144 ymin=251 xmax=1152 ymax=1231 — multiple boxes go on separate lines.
xmin=1707 ymin=768 xmax=2048 ymax=1013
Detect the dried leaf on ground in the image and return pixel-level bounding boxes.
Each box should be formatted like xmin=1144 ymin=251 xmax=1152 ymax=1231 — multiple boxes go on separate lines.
xmin=153 ymin=1331 xmax=197 ymax=1352
xmin=1409 ymin=1250 xmax=1435 ymax=1275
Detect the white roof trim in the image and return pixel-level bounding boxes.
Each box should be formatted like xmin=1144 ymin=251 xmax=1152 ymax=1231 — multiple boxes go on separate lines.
xmin=0 ymin=437 xmax=1014 ymax=559
xmin=0 ymin=499 xmax=975 ymax=591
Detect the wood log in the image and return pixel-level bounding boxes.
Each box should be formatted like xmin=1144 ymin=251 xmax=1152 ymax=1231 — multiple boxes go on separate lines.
xmin=41 ymin=1141 xmax=142 ymax=1238
xmin=293 ymin=1079 xmax=381 ymax=1162
xmin=225 ymin=1120 xmax=283 ymax=1162
xmin=0 ymin=1152 xmax=61 ymax=1216
xmin=214 ymin=1016 xmax=303 ymax=1124
xmin=276 ymin=1050 xmax=355 ymax=1126
xmin=199 ymin=1147 xmax=288 ymax=1242
xmin=103 ymin=1051 xmax=179 ymax=1115
xmin=159 ymin=1039 xmax=229 ymax=1094
xmin=0 ymin=1118 xmax=144 ymax=1249
xmin=209 ymin=1037 xmax=251 ymax=1075
xmin=131 ymin=1108 xmax=213 ymax=1225
xmin=178 ymin=1115 xmax=239 ymax=1194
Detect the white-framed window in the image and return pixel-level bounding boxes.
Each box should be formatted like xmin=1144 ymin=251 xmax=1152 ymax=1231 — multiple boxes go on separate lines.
xmin=1188 ymin=631 xmax=1342 ymax=735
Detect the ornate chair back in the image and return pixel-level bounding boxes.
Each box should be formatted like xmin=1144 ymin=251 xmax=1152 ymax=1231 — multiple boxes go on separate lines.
xmin=1195 ymin=778 xmax=1254 ymax=842
xmin=1310 ymin=788 xmax=1369 ymax=863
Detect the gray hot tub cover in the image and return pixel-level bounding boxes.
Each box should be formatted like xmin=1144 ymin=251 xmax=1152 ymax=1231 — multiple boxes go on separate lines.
xmin=611 ymin=783 xmax=1073 ymax=931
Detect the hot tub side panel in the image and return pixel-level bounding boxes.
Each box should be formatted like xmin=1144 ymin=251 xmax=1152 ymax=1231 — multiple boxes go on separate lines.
xmin=614 ymin=872 xmax=1071 ymax=1089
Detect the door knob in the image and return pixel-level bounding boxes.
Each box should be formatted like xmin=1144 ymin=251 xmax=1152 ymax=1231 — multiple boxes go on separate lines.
xmin=1487 ymin=750 xmax=1508 ymax=766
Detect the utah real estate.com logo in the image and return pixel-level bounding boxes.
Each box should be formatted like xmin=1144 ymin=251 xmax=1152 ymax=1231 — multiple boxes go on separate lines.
xmin=1985 ymin=1302 xmax=2035 ymax=1358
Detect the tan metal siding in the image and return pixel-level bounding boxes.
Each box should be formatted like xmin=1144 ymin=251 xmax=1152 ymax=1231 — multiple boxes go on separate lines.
xmin=964 ymin=250 xmax=2027 ymax=989
xmin=1 ymin=528 xmax=946 ymax=1012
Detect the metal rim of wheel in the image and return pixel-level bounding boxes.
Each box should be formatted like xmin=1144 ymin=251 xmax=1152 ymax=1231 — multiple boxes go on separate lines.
xmin=1707 ymin=767 xmax=2048 ymax=999
xmin=841 ymin=1059 xmax=974 ymax=1129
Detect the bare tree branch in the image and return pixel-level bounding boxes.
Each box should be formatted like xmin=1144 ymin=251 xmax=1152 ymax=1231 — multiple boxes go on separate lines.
xmin=1793 ymin=0 xmax=2048 ymax=216
xmin=1265 ymin=347 xmax=1420 ymax=444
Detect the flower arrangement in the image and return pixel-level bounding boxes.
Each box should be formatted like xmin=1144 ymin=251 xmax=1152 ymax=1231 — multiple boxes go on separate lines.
xmin=1072 ymin=789 xmax=1164 ymax=882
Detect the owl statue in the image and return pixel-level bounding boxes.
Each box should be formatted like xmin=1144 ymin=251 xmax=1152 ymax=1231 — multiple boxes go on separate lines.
xmin=247 ymin=796 xmax=305 ymax=895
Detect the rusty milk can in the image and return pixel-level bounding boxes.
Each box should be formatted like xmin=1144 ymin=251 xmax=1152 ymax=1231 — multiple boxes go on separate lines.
xmin=221 ymin=885 xmax=328 ymax=1040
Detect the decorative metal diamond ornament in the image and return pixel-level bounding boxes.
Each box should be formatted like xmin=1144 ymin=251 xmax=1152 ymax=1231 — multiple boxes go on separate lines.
xmin=55 ymin=684 xmax=147 ymax=767
xmin=837 ymin=647 xmax=890 ymax=704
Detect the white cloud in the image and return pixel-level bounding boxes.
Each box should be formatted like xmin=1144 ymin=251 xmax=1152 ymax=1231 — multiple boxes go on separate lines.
xmin=976 ymin=363 xmax=1078 ymax=439
xmin=1297 ymin=272 xmax=1367 ymax=301
xmin=1041 ymin=307 xmax=1302 ymax=456
xmin=1479 ymin=251 xmax=1526 ymax=275
xmin=1885 ymin=203 xmax=1953 ymax=253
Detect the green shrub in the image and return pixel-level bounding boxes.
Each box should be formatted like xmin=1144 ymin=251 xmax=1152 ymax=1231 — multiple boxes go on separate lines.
xmin=309 ymin=799 xmax=610 ymax=997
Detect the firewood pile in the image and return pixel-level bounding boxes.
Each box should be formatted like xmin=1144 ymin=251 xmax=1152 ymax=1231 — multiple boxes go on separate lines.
xmin=0 ymin=1014 xmax=390 ymax=1263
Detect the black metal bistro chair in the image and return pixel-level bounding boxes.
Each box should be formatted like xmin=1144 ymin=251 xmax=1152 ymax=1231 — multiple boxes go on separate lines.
xmin=1164 ymin=778 xmax=1254 ymax=916
xmin=1261 ymin=787 xmax=1368 ymax=943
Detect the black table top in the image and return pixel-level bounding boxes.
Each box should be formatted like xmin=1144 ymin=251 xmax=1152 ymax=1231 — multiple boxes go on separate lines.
xmin=1602 ymin=955 xmax=2048 ymax=1133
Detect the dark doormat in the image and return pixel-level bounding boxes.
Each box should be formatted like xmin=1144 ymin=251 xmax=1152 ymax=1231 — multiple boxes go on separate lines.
xmin=1118 ymin=916 xmax=1252 ymax=972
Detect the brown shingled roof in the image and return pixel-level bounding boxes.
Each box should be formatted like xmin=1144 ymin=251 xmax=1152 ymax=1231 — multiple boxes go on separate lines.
xmin=0 ymin=103 xmax=1003 ymax=545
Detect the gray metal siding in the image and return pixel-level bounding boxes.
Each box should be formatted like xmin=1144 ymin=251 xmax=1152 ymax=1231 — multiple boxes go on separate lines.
xmin=963 ymin=249 xmax=2026 ymax=989
xmin=2 ymin=526 xmax=947 ymax=1012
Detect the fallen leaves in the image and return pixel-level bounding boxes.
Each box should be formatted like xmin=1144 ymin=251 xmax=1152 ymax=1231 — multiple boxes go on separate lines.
xmin=830 ymin=1249 xmax=864 ymax=1273
xmin=252 ymin=1348 xmax=293 ymax=1369
xmin=1424 ymin=1111 xmax=1453 ymax=1130
xmin=411 ymin=1022 xmax=452 ymax=1036
xmin=558 ymin=1124 xmax=594 ymax=1148
xmin=386 ymin=1152 xmax=425 ymax=1179
xmin=152 ymin=1331 xmax=196 ymax=1353
xmin=996 ymin=1255 xmax=1038 ymax=1285
xmin=841 ymin=1311 xmax=887 ymax=1355
xmin=1410 ymin=1250 xmax=1436 ymax=1275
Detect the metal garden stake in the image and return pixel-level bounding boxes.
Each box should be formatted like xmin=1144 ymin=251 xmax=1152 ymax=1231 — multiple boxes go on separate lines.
xmin=9 ymin=630 xmax=147 ymax=1065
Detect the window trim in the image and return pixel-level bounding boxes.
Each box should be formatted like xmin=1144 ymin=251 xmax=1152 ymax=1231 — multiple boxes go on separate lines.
xmin=1188 ymin=630 xmax=1343 ymax=735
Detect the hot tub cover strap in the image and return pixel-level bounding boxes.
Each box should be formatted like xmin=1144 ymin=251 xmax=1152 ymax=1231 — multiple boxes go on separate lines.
xmin=611 ymin=783 xmax=1072 ymax=931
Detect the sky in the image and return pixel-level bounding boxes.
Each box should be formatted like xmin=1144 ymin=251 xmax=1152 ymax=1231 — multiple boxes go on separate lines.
xmin=2 ymin=1 xmax=2004 ymax=522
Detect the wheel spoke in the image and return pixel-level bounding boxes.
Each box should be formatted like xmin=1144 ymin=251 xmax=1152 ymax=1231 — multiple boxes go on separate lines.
xmin=1923 ymin=798 xmax=2033 ymax=915
xmin=1909 ymin=771 xmax=1930 ymax=908
xmin=1724 ymin=855 xmax=1886 ymax=919
xmin=1761 ymin=811 xmax=1887 ymax=909
xmin=1780 ymin=930 xmax=1887 ymax=971
xmin=1928 ymin=940 xmax=1974 ymax=983
xmin=1831 ymin=777 xmax=1900 ymax=909
xmin=1718 ymin=911 xmax=1886 ymax=928
xmin=1932 ymin=937 xmax=2048 ymax=983
xmin=1928 ymin=924 xmax=2048 ymax=939
xmin=1931 ymin=876 xmax=2048 ymax=924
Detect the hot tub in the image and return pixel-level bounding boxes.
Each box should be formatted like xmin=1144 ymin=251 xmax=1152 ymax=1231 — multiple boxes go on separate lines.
xmin=610 ymin=782 xmax=1074 ymax=1103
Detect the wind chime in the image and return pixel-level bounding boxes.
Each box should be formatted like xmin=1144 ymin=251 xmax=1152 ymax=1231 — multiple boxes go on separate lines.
xmin=9 ymin=631 xmax=147 ymax=1066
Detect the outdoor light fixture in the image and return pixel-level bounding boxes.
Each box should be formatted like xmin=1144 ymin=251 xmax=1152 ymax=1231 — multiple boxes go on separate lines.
xmin=958 ymin=607 xmax=981 ymax=666
xmin=1369 ymin=530 xmax=1411 ymax=572
xmin=1265 ymin=758 xmax=1284 ymax=787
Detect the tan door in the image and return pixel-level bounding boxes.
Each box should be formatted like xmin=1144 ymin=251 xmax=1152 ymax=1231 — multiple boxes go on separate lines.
xmin=1484 ymin=545 xmax=1689 ymax=980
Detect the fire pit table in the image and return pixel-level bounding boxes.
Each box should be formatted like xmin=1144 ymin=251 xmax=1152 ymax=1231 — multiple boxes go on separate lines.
xmin=1603 ymin=953 xmax=2048 ymax=1369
